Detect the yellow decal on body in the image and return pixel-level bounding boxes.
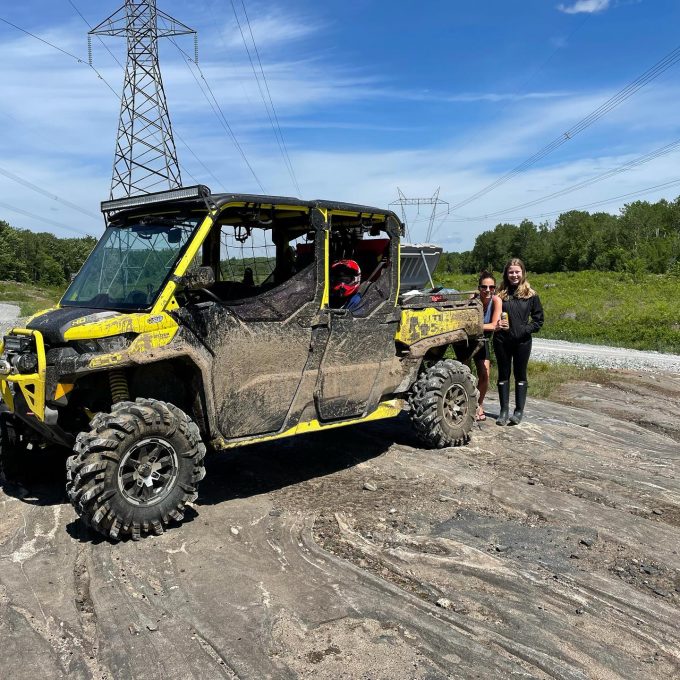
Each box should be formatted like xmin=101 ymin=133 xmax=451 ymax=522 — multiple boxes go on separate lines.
xmin=54 ymin=382 xmax=74 ymax=401
xmin=88 ymin=326 xmax=179 ymax=369
xmin=63 ymin=311 xmax=178 ymax=341
xmin=395 ymin=307 xmax=476 ymax=346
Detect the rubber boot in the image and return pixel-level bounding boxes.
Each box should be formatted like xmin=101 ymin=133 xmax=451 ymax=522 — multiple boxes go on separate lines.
xmin=496 ymin=381 xmax=510 ymax=426
xmin=509 ymin=381 xmax=528 ymax=425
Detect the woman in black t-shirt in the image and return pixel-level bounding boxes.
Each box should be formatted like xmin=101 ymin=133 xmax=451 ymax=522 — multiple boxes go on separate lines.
xmin=493 ymin=258 xmax=544 ymax=426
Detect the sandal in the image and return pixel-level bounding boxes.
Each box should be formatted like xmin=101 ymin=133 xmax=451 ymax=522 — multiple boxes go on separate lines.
xmin=476 ymin=406 xmax=486 ymax=421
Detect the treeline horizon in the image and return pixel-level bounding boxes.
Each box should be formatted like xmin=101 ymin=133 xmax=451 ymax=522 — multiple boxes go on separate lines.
xmin=440 ymin=196 xmax=680 ymax=277
xmin=2 ymin=195 xmax=680 ymax=287
xmin=0 ymin=219 xmax=96 ymax=286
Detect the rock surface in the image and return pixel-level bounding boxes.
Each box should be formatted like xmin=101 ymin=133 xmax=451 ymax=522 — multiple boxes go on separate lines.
xmin=0 ymin=372 xmax=679 ymax=678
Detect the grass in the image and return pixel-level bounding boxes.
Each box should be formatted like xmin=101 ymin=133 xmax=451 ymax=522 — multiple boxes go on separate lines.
xmin=0 ymin=281 xmax=64 ymax=317
xmin=454 ymin=348 xmax=613 ymax=401
xmin=438 ymin=270 xmax=680 ymax=353
xmin=522 ymin=361 xmax=613 ymax=399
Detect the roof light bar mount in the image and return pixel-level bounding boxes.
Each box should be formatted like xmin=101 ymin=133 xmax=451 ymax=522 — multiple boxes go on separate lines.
xmin=101 ymin=185 xmax=213 ymax=219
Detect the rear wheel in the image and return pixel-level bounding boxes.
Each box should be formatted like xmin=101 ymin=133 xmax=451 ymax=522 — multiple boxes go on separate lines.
xmin=66 ymin=398 xmax=206 ymax=540
xmin=408 ymin=359 xmax=478 ymax=448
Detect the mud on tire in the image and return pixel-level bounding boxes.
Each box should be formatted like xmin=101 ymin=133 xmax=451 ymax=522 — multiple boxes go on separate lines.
xmin=408 ymin=359 xmax=478 ymax=448
xmin=66 ymin=398 xmax=206 ymax=540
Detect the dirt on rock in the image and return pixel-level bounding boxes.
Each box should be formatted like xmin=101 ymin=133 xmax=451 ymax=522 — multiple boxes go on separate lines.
xmin=1 ymin=370 xmax=679 ymax=679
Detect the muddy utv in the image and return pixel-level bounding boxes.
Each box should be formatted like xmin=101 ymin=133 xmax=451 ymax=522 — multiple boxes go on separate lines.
xmin=0 ymin=186 xmax=483 ymax=540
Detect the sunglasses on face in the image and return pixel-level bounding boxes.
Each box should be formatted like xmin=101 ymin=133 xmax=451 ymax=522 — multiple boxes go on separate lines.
xmin=479 ymin=285 xmax=495 ymax=290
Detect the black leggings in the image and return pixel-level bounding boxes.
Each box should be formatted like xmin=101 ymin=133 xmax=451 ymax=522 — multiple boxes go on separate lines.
xmin=493 ymin=335 xmax=532 ymax=383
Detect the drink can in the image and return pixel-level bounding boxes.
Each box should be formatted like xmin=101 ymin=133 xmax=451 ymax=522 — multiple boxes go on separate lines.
xmin=501 ymin=312 xmax=509 ymax=327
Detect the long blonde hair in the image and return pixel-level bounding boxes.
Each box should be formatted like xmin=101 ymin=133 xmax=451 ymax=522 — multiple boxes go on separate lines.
xmin=498 ymin=258 xmax=535 ymax=300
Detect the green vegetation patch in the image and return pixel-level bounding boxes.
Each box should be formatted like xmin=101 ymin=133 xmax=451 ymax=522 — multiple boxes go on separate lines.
xmin=438 ymin=270 xmax=680 ymax=353
xmin=526 ymin=361 xmax=615 ymax=400
xmin=0 ymin=281 xmax=64 ymax=317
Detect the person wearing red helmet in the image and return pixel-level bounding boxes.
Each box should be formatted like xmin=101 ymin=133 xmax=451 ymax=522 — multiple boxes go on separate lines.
xmin=330 ymin=259 xmax=362 ymax=311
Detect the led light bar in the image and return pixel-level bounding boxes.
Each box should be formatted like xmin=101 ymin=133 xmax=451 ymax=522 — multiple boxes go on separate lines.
xmin=101 ymin=185 xmax=212 ymax=214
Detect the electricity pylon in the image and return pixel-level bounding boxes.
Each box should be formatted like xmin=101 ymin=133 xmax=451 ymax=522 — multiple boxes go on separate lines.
xmin=89 ymin=1 xmax=197 ymax=199
xmin=390 ymin=188 xmax=449 ymax=242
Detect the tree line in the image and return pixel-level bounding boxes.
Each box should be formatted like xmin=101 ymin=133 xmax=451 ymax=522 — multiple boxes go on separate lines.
xmin=440 ymin=196 xmax=680 ymax=276
xmin=3 ymin=195 xmax=680 ymax=287
xmin=0 ymin=219 xmax=97 ymax=286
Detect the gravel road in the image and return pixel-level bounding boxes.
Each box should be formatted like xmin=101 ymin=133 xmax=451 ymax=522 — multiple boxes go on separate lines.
xmin=0 ymin=303 xmax=20 ymax=336
xmin=533 ymin=337 xmax=680 ymax=373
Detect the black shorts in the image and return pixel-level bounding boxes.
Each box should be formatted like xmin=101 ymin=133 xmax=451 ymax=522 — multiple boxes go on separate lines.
xmin=475 ymin=335 xmax=492 ymax=364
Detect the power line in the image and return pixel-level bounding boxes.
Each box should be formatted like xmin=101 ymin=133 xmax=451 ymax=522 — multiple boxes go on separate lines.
xmin=465 ymin=137 xmax=680 ymax=221
xmin=89 ymin=1 xmax=196 ymax=198
xmin=1 ymin=10 xmax=206 ymax=199
xmin=169 ymin=37 xmax=267 ymax=192
xmin=450 ymin=42 xmax=680 ymax=211
xmin=0 ymin=165 xmax=100 ymax=219
xmin=0 ymin=200 xmax=92 ymax=236
xmin=231 ymin=0 xmax=301 ymax=195
xmin=67 ymin=0 xmax=223 ymax=189
xmin=452 ymin=14 xmax=590 ymax=158
xmin=511 ymin=177 xmax=680 ymax=220
xmin=390 ymin=188 xmax=449 ymax=241
xmin=0 ymin=15 xmax=118 ymax=98
xmin=435 ymin=178 xmax=680 ymax=232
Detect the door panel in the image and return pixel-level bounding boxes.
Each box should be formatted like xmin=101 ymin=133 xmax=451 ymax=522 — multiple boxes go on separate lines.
xmin=211 ymin=316 xmax=312 ymax=438
xmin=315 ymin=311 xmax=398 ymax=420
xmin=314 ymin=215 xmax=401 ymax=422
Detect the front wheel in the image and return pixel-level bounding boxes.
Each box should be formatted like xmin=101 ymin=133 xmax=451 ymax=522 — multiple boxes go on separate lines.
xmin=408 ymin=359 xmax=478 ymax=448
xmin=66 ymin=398 xmax=206 ymax=540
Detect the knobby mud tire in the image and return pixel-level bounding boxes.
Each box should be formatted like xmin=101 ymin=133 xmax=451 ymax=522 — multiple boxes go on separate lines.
xmin=66 ymin=398 xmax=206 ymax=541
xmin=408 ymin=359 xmax=478 ymax=448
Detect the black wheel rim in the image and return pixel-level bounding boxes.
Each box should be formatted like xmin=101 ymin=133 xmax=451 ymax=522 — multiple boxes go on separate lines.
xmin=442 ymin=384 xmax=468 ymax=426
xmin=117 ymin=437 xmax=179 ymax=507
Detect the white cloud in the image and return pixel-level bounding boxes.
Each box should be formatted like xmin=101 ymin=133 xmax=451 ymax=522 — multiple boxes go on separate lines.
xmin=1 ymin=8 xmax=678 ymax=251
xmin=219 ymin=9 xmax=323 ymax=51
xmin=557 ymin=0 xmax=610 ymax=14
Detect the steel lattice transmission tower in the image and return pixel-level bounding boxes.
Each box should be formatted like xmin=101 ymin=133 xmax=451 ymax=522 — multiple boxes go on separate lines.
xmin=390 ymin=188 xmax=450 ymax=242
xmin=89 ymin=1 xmax=197 ymax=199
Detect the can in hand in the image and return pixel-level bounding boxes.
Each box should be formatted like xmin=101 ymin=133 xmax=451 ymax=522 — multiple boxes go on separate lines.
xmin=501 ymin=311 xmax=509 ymax=328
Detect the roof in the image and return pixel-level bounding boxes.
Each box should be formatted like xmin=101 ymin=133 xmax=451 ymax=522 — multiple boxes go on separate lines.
xmin=103 ymin=185 xmax=401 ymax=224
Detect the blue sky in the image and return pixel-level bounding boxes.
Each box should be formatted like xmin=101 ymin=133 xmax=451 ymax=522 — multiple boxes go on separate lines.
xmin=1 ymin=0 xmax=679 ymax=248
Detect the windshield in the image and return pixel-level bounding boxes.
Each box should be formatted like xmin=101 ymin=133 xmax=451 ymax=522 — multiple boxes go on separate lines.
xmin=61 ymin=217 xmax=200 ymax=310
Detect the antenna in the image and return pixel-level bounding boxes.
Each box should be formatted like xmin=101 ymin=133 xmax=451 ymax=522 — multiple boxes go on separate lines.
xmin=89 ymin=1 xmax=196 ymax=199
xmin=389 ymin=188 xmax=449 ymax=242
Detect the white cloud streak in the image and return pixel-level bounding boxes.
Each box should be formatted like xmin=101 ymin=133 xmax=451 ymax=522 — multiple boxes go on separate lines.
xmin=557 ymin=0 xmax=611 ymax=14
xmin=0 ymin=4 xmax=677 ymax=250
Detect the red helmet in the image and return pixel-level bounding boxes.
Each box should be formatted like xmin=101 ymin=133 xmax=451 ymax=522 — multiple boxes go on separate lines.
xmin=331 ymin=259 xmax=361 ymax=297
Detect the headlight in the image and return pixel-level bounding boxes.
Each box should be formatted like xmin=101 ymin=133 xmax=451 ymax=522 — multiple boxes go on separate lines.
xmin=97 ymin=335 xmax=133 ymax=352
xmin=76 ymin=334 xmax=134 ymax=354
xmin=12 ymin=352 xmax=38 ymax=374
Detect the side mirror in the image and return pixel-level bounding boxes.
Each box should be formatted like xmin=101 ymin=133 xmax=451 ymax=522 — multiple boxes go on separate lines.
xmin=180 ymin=266 xmax=215 ymax=288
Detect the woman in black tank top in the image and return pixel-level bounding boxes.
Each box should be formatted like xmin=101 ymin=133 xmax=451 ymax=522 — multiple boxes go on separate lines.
xmin=475 ymin=271 xmax=501 ymax=421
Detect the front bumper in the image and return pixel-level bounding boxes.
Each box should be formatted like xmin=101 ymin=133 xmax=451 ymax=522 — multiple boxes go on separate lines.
xmin=0 ymin=328 xmax=47 ymax=422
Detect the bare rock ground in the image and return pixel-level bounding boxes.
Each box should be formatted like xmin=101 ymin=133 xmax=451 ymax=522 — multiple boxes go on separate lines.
xmin=1 ymin=371 xmax=679 ymax=678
